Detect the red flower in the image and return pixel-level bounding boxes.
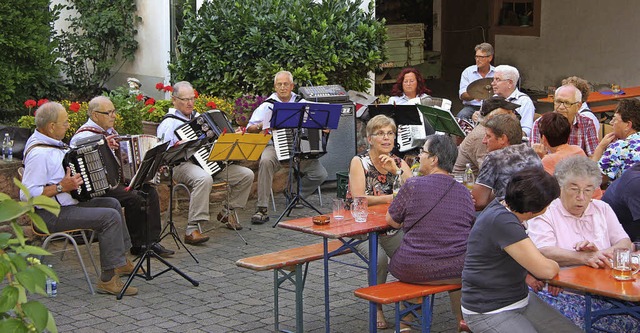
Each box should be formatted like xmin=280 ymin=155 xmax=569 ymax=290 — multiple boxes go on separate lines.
xmin=145 ymin=98 xmax=156 ymax=106
xmin=69 ymin=102 xmax=81 ymax=113
xmin=206 ymin=101 xmax=217 ymax=109
xmin=155 ymin=82 xmax=165 ymax=90
xmin=147 ymin=107 xmax=156 ymax=113
xmin=162 ymin=85 xmax=173 ymax=92
xmin=37 ymin=98 xmax=49 ymax=107
xmin=24 ymin=100 xmax=37 ymax=108
xmin=194 ymin=90 xmax=199 ymax=98
xmin=136 ymin=94 xmax=144 ymax=101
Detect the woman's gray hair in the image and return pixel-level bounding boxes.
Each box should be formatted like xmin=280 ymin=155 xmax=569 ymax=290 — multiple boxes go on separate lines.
xmin=424 ymin=134 xmax=458 ymax=173
xmin=554 ymin=155 xmax=602 ymax=188
xmin=35 ymin=102 xmax=65 ymax=129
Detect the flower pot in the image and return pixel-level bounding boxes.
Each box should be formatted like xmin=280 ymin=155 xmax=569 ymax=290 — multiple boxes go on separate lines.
xmin=142 ymin=121 xmax=160 ymax=136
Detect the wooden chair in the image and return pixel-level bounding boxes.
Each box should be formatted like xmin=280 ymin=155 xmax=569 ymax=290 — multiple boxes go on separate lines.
xmin=19 ymin=166 xmax=99 ymax=294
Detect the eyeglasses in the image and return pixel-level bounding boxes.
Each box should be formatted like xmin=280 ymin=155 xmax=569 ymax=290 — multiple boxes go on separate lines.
xmin=174 ymin=96 xmax=196 ymax=102
xmin=420 ymin=149 xmax=433 ymax=157
xmin=371 ymin=131 xmax=396 ymax=138
xmin=475 ymin=55 xmax=491 ymax=59
xmin=95 ymin=109 xmax=117 ymax=116
xmin=554 ymin=100 xmax=580 ymax=108
xmin=275 ymin=82 xmax=292 ymax=88
xmin=492 ymin=77 xmax=509 ymax=83
xmin=565 ymin=186 xmax=595 ymax=197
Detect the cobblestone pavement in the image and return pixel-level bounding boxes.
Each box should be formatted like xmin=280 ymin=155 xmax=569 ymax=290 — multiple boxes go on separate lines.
xmin=33 ymin=184 xmax=458 ymax=333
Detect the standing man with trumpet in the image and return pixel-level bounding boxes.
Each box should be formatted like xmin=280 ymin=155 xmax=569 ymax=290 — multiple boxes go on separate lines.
xmin=71 ymin=96 xmax=174 ymax=258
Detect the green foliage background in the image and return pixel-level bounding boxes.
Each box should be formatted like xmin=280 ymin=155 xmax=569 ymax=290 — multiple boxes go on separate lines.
xmin=0 ymin=0 xmax=65 ymax=118
xmin=170 ymin=0 xmax=386 ymax=97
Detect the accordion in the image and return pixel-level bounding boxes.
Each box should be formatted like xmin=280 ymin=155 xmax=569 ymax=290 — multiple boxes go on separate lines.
xmin=175 ymin=110 xmax=235 ymax=176
xmin=115 ymin=134 xmax=161 ymax=185
xmin=63 ymin=135 xmax=120 ymax=201
xmin=272 ymin=128 xmax=327 ymax=161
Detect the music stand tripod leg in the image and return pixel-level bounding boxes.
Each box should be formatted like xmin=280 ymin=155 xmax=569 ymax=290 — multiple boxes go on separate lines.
xmin=159 ymin=166 xmax=199 ymax=263
xmin=117 ymin=186 xmax=199 ymax=300
xmin=272 ymin=156 xmax=322 ymax=227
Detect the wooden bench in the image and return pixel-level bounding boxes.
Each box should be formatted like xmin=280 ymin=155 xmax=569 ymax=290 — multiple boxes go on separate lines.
xmin=236 ymin=240 xmax=351 ymax=333
xmin=355 ymin=281 xmax=462 ymax=333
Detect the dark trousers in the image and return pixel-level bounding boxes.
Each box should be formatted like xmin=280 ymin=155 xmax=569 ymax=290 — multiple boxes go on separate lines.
xmin=105 ymin=184 xmax=161 ymax=247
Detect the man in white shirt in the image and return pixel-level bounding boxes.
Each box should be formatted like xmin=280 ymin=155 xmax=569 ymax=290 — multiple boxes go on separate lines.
xmin=491 ymin=65 xmax=535 ymax=137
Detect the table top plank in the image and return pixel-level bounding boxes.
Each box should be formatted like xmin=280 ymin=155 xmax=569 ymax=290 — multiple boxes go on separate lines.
xmin=547 ymin=266 xmax=640 ymax=302
xmin=278 ymin=204 xmax=392 ymax=238
xmin=537 ymin=85 xmax=640 ymax=104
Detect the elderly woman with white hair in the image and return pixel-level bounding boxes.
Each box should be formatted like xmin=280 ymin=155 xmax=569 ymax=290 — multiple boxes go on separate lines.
xmin=528 ymin=156 xmax=637 ymax=331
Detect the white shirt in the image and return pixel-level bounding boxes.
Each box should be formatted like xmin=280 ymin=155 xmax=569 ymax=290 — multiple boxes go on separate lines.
xmin=157 ymin=108 xmax=198 ymax=147
xmin=69 ymin=119 xmax=116 ymax=146
xmin=459 ymin=65 xmax=495 ymax=106
xmin=504 ymin=88 xmax=535 ymax=137
xmin=21 ymin=130 xmax=76 ymax=206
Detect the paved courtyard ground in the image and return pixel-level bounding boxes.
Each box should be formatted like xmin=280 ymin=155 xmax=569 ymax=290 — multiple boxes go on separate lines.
xmin=32 ymin=183 xmax=459 ymax=333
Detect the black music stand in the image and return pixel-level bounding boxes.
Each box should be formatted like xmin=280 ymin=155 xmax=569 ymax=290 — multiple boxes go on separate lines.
xmin=367 ymin=104 xmax=423 ymax=126
xmin=117 ymin=141 xmax=200 ymax=300
xmin=158 ymin=139 xmax=203 ymax=263
xmin=270 ymin=102 xmax=342 ymax=227
xmin=207 ymin=132 xmax=272 ymax=242
xmin=416 ymin=104 xmax=467 ymax=138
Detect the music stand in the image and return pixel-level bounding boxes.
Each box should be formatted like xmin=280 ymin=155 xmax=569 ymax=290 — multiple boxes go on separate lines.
xmin=367 ymin=104 xmax=423 ymax=126
xmin=270 ymin=102 xmax=341 ymax=227
xmin=206 ymin=131 xmax=272 ymax=244
xmin=416 ymin=104 xmax=467 ymax=138
xmin=117 ymin=141 xmax=200 ymax=299
xmin=158 ymin=139 xmax=203 ymax=263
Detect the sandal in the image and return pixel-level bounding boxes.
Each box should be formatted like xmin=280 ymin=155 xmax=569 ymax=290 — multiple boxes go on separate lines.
xmin=377 ymin=310 xmax=389 ymax=329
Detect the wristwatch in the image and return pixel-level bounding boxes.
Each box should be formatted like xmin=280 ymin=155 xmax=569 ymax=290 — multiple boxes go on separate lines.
xmin=55 ymin=183 xmax=63 ymax=193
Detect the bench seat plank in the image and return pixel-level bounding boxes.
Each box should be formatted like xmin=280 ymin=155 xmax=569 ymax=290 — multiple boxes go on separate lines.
xmin=354 ymin=281 xmax=461 ymax=304
xmin=235 ymin=240 xmax=348 ymax=271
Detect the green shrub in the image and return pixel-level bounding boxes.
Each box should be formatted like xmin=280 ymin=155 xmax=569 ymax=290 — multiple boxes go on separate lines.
xmin=170 ymin=0 xmax=386 ymax=97
xmin=0 ymin=0 xmax=65 ymax=116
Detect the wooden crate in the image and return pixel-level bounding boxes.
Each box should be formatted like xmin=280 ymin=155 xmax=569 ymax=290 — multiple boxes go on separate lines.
xmin=383 ymin=23 xmax=425 ymax=68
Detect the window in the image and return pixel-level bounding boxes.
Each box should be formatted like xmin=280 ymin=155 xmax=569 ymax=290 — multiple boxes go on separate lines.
xmin=490 ymin=0 xmax=541 ymax=37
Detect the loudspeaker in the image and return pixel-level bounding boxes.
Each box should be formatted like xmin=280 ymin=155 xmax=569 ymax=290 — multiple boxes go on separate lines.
xmin=320 ymin=103 xmax=356 ymax=181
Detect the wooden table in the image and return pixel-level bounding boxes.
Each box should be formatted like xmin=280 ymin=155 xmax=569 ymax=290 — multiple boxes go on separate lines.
xmin=547 ymin=265 xmax=640 ymax=332
xmin=537 ymin=85 xmax=640 ymax=104
xmin=279 ymin=204 xmax=392 ymax=333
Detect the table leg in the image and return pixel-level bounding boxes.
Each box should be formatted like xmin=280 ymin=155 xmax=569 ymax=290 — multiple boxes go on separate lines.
xmin=369 ymin=232 xmax=379 ymax=333
xmin=585 ymin=294 xmax=593 ymax=333
xmin=323 ymin=237 xmax=331 ymax=333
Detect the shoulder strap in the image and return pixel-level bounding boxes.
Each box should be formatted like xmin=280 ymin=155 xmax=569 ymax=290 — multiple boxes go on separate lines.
xmin=403 ymin=178 xmax=457 ymax=232
xmin=23 ymin=143 xmax=64 ymax=161
xmin=162 ymin=114 xmax=188 ymax=122
xmin=75 ymin=127 xmax=105 ymax=135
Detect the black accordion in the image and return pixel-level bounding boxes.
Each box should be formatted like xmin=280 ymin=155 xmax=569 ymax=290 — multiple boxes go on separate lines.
xmin=174 ymin=110 xmax=235 ymax=176
xmin=272 ymin=128 xmax=328 ymax=161
xmin=63 ymin=135 xmax=120 ymax=201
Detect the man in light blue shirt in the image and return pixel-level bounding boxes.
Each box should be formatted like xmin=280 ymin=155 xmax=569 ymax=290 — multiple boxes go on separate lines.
xmin=457 ymin=43 xmax=495 ymax=120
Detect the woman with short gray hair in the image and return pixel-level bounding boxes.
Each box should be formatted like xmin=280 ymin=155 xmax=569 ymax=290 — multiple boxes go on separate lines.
xmin=528 ymin=156 xmax=636 ymax=331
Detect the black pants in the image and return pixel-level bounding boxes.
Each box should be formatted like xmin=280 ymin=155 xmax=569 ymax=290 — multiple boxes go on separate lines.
xmin=104 ymin=184 xmax=161 ymax=247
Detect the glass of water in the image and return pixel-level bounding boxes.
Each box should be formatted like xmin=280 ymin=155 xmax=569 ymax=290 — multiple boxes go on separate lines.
xmin=350 ymin=196 xmax=368 ymax=223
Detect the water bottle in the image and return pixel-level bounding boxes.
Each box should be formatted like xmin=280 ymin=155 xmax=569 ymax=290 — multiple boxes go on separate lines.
xmin=5 ymin=137 xmax=12 ymax=162
xmin=463 ymin=163 xmax=475 ymax=191
xmin=45 ymin=264 xmax=57 ymax=297
xmin=411 ymin=160 xmax=421 ymax=177
xmin=1 ymin=133 xmax=8 ymax=160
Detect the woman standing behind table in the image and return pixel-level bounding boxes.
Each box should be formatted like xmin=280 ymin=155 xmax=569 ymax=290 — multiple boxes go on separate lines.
xmin=591 ymin=98 xmax=640 ymax=183
xmin=347 ymin=114 xmax=412 ymax=329
xmin=461 ymin=168 xmax=580 ymax=333
xmin=385 ymin=134 xmax=475 ymax=326
xmin=387 ymin=68 xmax=435 ymax=158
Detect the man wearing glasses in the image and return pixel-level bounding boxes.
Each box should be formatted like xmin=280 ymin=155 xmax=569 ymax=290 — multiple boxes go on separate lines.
xmin=71 ymin=96 xmax=174 ymax=257
xmin=491 ymin=65 xmax=535 ymax=138
xmin=529 ymin=84 xmax=598 ymax=157
xmin=246 ymin=70 xmax=328 ymax=224
xmin=157 ymin=81 xmax=254 ymax=244
xmin=457 ymin=42 xmax=495 ymax=121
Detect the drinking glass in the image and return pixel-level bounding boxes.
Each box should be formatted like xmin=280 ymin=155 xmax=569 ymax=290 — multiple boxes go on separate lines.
xmin=611 ymin=83 xmax=621 ymax=94
xmin=612 ymin=248 xmax=640 ymax=281
xmin=332 ymin=198 xmax=345 ymax=220
xmin=350 ymin=197 xmax=368 ymax=223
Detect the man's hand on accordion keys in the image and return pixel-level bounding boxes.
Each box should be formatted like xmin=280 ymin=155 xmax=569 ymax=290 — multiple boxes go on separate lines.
xmin=106 ymin=134 xmax=120 ymax=150
xmin=61 ymin=167 xmax=83 ymax=192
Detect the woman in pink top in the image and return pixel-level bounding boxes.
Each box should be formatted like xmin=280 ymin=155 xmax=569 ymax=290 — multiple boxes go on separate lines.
xmin=527 ymin=156 xmax=636 ymax=331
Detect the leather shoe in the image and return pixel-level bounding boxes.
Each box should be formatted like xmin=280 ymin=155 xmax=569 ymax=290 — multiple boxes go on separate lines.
xmin=151 ymin=243 xmax=175 ymax=257
xmin=115 ymin=259 xmax=142 ymax=276
xmin=184 ymin=230 xmax=209 ymax=245
xmin=96 ymin=275 xmax=138 ymax=296
xmin=217 ymin=210 xmax=243 ymax=230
